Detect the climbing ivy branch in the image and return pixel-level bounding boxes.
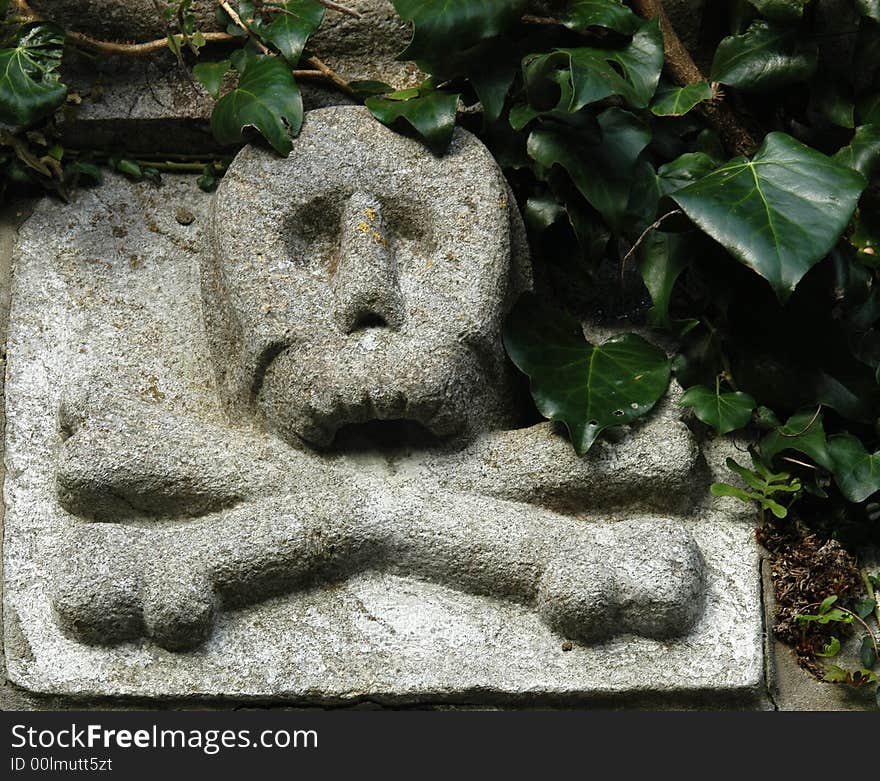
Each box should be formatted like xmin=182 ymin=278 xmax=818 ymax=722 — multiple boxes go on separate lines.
xmin=0 ymin=0 xmax=359 ymax=188
xmin=630 ymin=0 xmax=758 ymax=155
xmin=6 ymin=0 xmax=354 ymax=94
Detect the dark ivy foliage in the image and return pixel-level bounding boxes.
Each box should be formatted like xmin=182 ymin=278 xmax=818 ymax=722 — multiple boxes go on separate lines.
xmin=371 ymin=0 xmax=880 ymax=551
xmin=1 ymin=0 xmax=879 ymax=701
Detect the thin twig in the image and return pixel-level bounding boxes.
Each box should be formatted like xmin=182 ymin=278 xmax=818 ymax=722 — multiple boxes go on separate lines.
xmin=781 ymin=456 xmax=817 ymax=470
xmin=780 ymin=405 xmax=822 ymax=438
xmin=315 ymin=0 xmax=362 ymax=18
xmin=134 ymin=160 xmax=218 ymax=171
xmin=521 ymin=14 xmax=562 ymax=26
xmin=301 ymin=55 xmax=357 ymax=99
xmin=219 ymin=0 xmax=272 ymax=55
xmin=65 ymin=30 xmax=233 ymax=56
xmin=71 ymin=149 xmax=228 ymax=162
xmin=620 ymin=209 xmax=683 ymax=270
xmin=630 ymin=0 xmax=758 ymax=156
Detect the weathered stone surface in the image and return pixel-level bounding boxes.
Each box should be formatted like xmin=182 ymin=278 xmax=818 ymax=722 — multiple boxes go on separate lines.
xmin=30 ymin=1 xmax=223 ymax=40
xmin=3 ymin=107 xmax=764 ymax=704
xmin=52 ymin=1 xmax=422 ymax=151
xmin=34 ymin=0 xmax=406 ymax=52
xmin=58 ymin=54 xmax=220 ymax=153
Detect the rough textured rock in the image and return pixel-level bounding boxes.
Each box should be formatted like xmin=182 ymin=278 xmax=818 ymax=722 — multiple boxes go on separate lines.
xmin=3 ymin=107 xmax=764 ymax=705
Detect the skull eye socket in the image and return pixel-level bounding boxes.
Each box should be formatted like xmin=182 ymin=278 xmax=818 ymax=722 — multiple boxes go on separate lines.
xmin=283 ymin=195 xmax=343 ymax=279
xmin=282 ymin=193 xmax=438 ymax=280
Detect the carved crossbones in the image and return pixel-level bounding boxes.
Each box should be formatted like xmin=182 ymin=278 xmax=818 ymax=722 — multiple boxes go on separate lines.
xmin=50 ymin=108 xmax=707 ymax=651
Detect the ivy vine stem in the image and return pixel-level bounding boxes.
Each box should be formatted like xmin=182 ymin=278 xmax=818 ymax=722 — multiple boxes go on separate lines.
xmin=214 ymin=1 xmax=356 ymax=98
xmin=8 ymin=0 xmax=357 ymax=99
xmin=630 ymin=0 xmax=758 ymax=156
xmin=312 ymin=1 xmax=361 ymax=19
xmin=218 ymin=0 xmax=271 ymax=55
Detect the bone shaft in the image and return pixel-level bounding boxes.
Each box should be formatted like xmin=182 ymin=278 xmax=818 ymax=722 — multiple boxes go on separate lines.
xmin=139 ymin=491 xmax=580 ymax=610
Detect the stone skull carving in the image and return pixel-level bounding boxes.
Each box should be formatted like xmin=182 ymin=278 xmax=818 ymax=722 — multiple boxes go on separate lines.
xmin=50 ymin=108 xmax=707 ymax=653
xmin=203 ymin=115 xmax=529 ymax=446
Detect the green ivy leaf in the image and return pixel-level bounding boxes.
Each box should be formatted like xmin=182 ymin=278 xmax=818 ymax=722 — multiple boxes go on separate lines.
xmin=0 ymin=23 xmax=67 ymax=127
xmin=811 ymin=76 xmax=855 ymax=129
xmin=759 ymin=409 xmax=835 ymax=471
xmin=823 ymin=664 xmax=851 ymax=682
xmin=193 ymin=59 xmax=232 ymax=99
xmin=627 ymin=154 xmax=717 ymax=232
xmin=680 ymin=383 xmax=756 ymax=434
xmin=114 ymin=158 xmax=142 ymax=179
xmin=856 ymin=0 xmax=880 ymax=22
xmin=709 ymin=481 xmax=789 ymax=518
xmin=256 ymin=0 xmax=324 ymax=66
xmin=503 ymin=293 xmax=671 ymax=455
xmin=671 ymin=132 xmax=867 ymax=302
xmin=855 ymin=598 xmax=878 ymax=619
xmin=523 ymin=194 xmax=566 ymax=232
xmin=526 ymin=18 xmax=663 ymax=112
xmin=392 ymin=0 xmax=526 ymax=66
xmin=860 ymin=636 xmax=877 ymax=669
xmin=637 ymin=231 xmax=698 ymax=333
xmin=469 ymin=52 xmax=518 ymax=123
xmin=657 ymin=152 xmax=718 ymax=195
xmin=834 ymin=124 xmax=880 ymax=182
xmin=748 ymin=0 xmax=809 ymax=21
xmin=819 ymin=595 xmax=838 ymax=614
xmin=852 ymin=668 xmax=879 ymax=685
xmin=66 ymin=160 xmax=102 ymax=184
xmin=710 ymin=482 xmax=757 ymax=504
xmin=349 ymin=80 xmax=395 ymax=99
xmin=650 ymin=81 xmax=714 ymax=117
xmin=827 ymin=432 xmax=880 ymax=502
xmin=561 ymin=0 xmax=641 ymax=35
xmin=366 ymin=89 xmax=459 ymax=155
xmin=711 ymin=21 xmax=818 ymax=92
xmin=816 ymin=636 xmax=842 ymax=657
xmin=211 ymin=54 xmax=303 ymax=155
xmin=859 ymin=93 xmax=880 ymax=126
xmin=796 ymin=606 xmax=853 ymax=625
xmin=527 ymin=108 xmax=651 ymax=232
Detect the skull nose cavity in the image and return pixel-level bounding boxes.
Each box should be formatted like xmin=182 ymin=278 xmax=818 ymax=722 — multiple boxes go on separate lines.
xmin=349 ymin=311 xmax=388 ymax=332
xmin=331 ymin=191 xmax=404 ymax=334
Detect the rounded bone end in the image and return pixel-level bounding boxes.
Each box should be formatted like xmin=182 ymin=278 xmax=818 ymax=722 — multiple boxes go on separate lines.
xmin=535 ymin=519 xmax=707 ymax=644
xmin=50 ymin=527 xmax=145 ymax=645
xmin=616 ymin=521 xmax=707 ymax=640
xmin=535 ymin=558 xmax=618 ymax=645
xmin=141 ymin=573 xmax=219 ymax=651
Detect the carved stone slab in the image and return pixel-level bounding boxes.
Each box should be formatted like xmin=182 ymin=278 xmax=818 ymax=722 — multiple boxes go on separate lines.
xmin=3 ymin=107 xmax=764 ymax=705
